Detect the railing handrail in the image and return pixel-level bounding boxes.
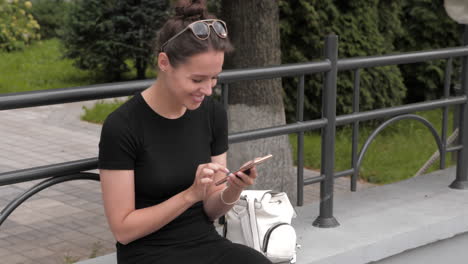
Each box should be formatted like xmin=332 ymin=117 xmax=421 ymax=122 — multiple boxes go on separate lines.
xmin=1 ymin=33 xmax=467 ymax=228
xmin=2 ymin=44 xmax=468 ymax=111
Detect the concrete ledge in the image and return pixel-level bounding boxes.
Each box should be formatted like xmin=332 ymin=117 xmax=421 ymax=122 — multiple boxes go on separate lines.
xmin=77 ymin=167 xmax=467 ymax=264
xmin=76 ymin=253 xmax=116 ymax=264
xmin=294 ymin=166 xmax=468 ymax=264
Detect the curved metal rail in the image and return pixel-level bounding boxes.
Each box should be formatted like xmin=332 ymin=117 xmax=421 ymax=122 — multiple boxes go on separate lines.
xmin=355 ymin=114 xmax=444 ymax=174
xmin=0 ymin=172 xmax=99 ymax=226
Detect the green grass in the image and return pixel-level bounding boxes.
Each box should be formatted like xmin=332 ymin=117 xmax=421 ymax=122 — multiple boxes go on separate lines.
xmin=290 ymin=108 xmax=456 ymax=184
xmin=0 ymin=38 xmax=156 ymax=94
xmin=0 ymin=38 xmax=99 ymax=93
xmin=81 ymin=98 xmax=127 ymax=124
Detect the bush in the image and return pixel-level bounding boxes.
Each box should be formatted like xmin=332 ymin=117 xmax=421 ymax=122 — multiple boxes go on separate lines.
xmin=60 ymin=0 xmax=169 ymax=81
xmin=0 ymin=0 xmax=40 ymax=52
xmin=396 ymin=0 xmax=462 ymax=102
xmin=30 ymin=0 xmax=70 ymax=39
xmin=279 ymin=0 xmax=407 ymax=121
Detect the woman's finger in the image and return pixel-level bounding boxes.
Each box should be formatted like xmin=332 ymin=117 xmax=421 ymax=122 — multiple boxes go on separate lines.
xmin=200 ymin=178 xmax=213 ymax=184
xmin=248 ymin=166 xmax=257 ymax=179
xmin=202 ymin=168 xmax=215 ymax=176
xmin=231 ymin=171 xmax=253 ymax=187
xmin=227 ymin=175 xmax=244 ymax=190
xmin=206 ymin=163 xmax=229 ymax=174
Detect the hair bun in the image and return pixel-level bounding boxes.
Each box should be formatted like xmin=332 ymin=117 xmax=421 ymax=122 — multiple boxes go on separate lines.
xmin=175 ymin=0 xmax=207 ymax=20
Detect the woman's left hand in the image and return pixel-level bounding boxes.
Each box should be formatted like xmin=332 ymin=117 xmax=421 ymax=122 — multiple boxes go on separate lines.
xmin=226 ymin=165 xmax=257 ymax=191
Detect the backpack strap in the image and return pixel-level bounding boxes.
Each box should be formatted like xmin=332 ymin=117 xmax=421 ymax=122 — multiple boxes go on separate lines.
xmin=247 ymin=196 xmax=262 ymax=252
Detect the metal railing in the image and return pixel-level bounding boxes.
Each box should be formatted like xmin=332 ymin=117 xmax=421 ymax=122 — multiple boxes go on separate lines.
xmin=1 ymin=30 xmax=467 ymax=228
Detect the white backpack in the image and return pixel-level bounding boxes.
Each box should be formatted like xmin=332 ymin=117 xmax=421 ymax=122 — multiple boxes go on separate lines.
xmin=223 ymin=190 xmax=297 ymax=263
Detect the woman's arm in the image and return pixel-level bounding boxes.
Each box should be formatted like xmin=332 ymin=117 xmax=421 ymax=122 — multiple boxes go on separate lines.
xmin=100 ymin=169 xmax=196 ymax=245
xmin=100 ymin=163 xmax=226 ymax=245
xmin=203 ymin=152 xmax=257 ymax=220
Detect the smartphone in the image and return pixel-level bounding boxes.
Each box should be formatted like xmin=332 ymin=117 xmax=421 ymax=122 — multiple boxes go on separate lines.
xmin=215 ymin=154 xmax=273 ymax=186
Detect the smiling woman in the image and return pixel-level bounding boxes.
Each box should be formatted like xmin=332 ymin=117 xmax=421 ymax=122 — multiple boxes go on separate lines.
xmin=97 ymin=1 xmax=272 ymax=264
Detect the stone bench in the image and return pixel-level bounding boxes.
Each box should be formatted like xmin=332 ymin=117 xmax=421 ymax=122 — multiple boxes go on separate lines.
xmin=78 ymin=168 xmax=468 ymax=264
xmin=76 ymin=253 xmax=116 ymax=264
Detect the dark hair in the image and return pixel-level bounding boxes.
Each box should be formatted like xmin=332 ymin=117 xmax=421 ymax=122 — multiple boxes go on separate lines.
xmin=155 ymin=0 xmax=234 ymax=67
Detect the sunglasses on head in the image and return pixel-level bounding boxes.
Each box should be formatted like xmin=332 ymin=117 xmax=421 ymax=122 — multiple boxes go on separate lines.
xmin=160 ymin=19 xmax=228 ymax=52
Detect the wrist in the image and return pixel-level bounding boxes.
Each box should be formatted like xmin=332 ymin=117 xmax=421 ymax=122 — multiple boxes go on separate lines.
xmin=220 ymin=186 xmax=242 ymax=205
xmin=182 ymin=188 xmax=198 ymax=205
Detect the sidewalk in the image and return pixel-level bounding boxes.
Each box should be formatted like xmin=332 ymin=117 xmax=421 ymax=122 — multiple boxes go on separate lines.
xmin=0 ymin=101 xmax=375 ymax=264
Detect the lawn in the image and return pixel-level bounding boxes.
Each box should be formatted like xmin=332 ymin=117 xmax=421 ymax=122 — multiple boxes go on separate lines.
xmin=0 ymin=38 xmax=155 ymax=94
xmin=289 ymin=108 xmax=456 ymax=184
xmin=0 ymin=38 xmax=98 ymax=93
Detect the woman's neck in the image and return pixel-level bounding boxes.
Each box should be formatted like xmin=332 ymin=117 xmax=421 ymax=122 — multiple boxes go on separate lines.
xmin=142 ymin=79 xmax=187 ymax=119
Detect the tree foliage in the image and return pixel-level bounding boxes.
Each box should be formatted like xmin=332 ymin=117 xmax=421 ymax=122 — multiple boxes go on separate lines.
xmin=280 ymin=0 xmax=407 ymax=121
xmin=0 ymin=0 xmax=40 ymax=52
xmin=396 ymin=0 xmax=462 ymax=102
xmin=279 ymin=0 xmax=461 ymax=121
xmin=30 ymin=0 xmax=70 ymax=39
xmin=60 ymin=0 xmax=169 ymax=81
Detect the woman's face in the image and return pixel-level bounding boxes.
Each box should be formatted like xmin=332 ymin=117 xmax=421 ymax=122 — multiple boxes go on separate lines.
xmin=164 ymin=50 xmax=224 ymax=110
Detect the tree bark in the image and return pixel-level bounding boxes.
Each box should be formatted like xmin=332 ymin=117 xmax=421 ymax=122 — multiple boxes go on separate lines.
xmin=221 ymin=0 xmax=296 ymax=202
xmin=136 ymin=57 xmax=146 ymax=79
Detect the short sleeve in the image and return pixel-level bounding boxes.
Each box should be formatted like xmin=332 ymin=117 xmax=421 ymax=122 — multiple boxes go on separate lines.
xmin=98 ymin=112 xmax=137 ymax=170
xmin=210 ymin=100 xmax=229 ymax=156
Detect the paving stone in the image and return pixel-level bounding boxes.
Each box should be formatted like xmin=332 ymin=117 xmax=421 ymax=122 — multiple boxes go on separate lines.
xmin=1 ymin=253 xmax=30 ymax=264
xmin=0 ymin=238 xmax=12 ymax=247
xmin=4 ymin=225 xmax=35 ymax=235
xmin=22 ymin=198 xmax=65 ymax=210
xmin=0 ymin=247 xmax=10 ymax=257
xmin=21 ymin=247 xmax=55 ymax=258
xmin=4 ymin=242 xmax=39 ymax=254
xmin=35 ymin=235 xmax=63 ymax=247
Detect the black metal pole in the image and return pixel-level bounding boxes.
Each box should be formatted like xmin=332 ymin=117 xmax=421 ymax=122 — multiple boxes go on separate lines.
xmin=452 ymin=84 xmax=461 ymax=163
xmin=450 ymin=25 xmax=468 ymax=190
xmin=351 ymin=69 xmax=360 ymax=192
xmin=441 ymin=57 xmax=453 ymax=169
xmin=297 ymin=75 xmax=305 ymax=206
xmin=313 ymin=35 xmax=340 ymax=228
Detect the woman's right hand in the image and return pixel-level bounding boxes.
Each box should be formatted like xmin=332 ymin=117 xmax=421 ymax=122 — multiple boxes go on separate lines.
xmin=185 ymin=163 xmax=229 ymax=203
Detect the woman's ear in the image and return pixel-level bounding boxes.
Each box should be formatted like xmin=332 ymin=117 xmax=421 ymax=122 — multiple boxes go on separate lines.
xmin=158 ymin=52 xmax=171 ymax=72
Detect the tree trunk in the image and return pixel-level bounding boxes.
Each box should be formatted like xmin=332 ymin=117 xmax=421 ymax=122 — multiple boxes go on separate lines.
xmin=136 ymin=57 xmax=146 ymax=79
xmin=221 ymin=0 xmax=296 ymax=202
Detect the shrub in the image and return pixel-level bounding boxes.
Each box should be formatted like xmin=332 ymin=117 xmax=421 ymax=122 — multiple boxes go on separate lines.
xmin=0 ymin=0 xmax=40 ymax=52
xmin=396 ymin=0 xmax=462 ymax=102
xmin=279 ymin=0 xmax=407 ymax=121
xmin=30 ymin=0 xmax=70 ymax=39
xmin=60 ymin=0 xmax=169 ymax=81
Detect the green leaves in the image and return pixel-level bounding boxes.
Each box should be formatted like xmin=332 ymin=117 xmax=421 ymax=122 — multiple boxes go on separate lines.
xmin=60 ymin=0 xmax=169 ymax=81
xmin=280 ymin=0 xmax=406 ymax=122
xmin=280 ymin=0 xmax=460 ymax=122
xmin=0 ymin=0 xmax=40 ymax=52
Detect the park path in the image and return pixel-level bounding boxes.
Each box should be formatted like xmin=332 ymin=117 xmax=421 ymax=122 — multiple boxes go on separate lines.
xmin=0 ymin=100 xmax=375 ymax=264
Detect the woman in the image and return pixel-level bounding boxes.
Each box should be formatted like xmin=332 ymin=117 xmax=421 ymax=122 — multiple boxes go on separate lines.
xmin=98 ymin=1 xmax=272 ymax=263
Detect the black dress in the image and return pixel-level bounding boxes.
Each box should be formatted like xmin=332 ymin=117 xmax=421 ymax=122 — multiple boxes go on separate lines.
xmin=98 ymin=92 xmax=272 ymax=264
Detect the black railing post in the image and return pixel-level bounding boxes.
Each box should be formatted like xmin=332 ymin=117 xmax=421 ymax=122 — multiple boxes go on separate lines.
xmin=351 ymin=69 xmax=361 ymax=192
xmin=221 ymin=83 xmax=229 ymax=110
xmin=452 ymin=84 xmax=461 ymax=163
xmin=297 ymin=75 xmax=305 ymax=206
xmin=450 ymin=25 xmax=468 ymax=190
xmin=313 ymin=34 xmax=340 ymax=228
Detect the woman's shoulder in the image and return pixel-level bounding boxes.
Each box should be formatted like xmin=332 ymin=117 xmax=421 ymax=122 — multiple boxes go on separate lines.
xmin=103 ymin=94 xmax=142 ymax=128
